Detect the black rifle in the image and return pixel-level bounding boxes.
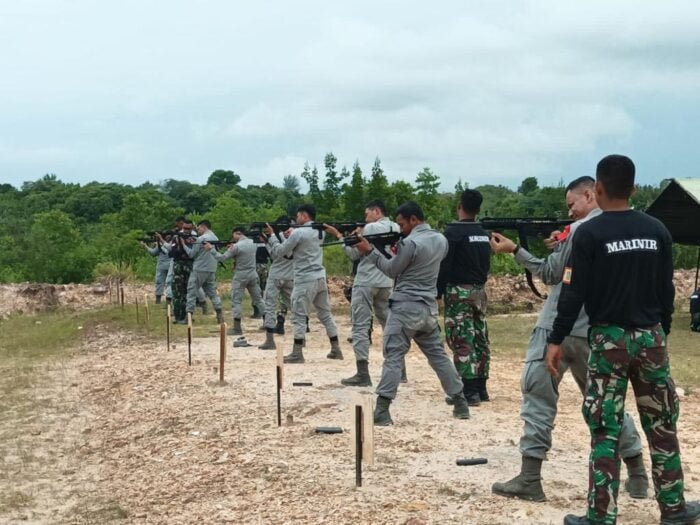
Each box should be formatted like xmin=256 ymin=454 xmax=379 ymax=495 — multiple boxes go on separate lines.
xmin=249 ymin=221 xmax=366 ymax=240
xmin=324 ymin=231 xmax=401 ymax=259
xmin=139 ymin=230 xmax=196 ymax=244
xmin=450 ymin=217 xmax=572 ymax=299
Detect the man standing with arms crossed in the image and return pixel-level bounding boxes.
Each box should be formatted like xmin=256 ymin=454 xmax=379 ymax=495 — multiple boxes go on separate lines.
xmin=214 ymin=227 xmax=264 ymax=336
xmin=354 ymin=201 xmax=470 ymax=425
xmin=325 ymin=200 xmax=401 ymax=387
xmin=546 ymin=155 xmax=698 ymax=525
xmin=265 ymin=204 xmax=343 ymax=363
xmin=490 ymin=176 xmax=647 ymax=503
xmin=437 ymin=189 xmax=492 ymax=406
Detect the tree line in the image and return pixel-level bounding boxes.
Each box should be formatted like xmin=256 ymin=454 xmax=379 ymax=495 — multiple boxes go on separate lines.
xmin=0 ymin=155 xmax=693 ymax=284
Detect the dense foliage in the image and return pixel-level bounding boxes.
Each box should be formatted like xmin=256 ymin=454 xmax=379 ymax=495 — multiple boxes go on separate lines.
xmin=0 ymin=158 xmax=695 ymax=283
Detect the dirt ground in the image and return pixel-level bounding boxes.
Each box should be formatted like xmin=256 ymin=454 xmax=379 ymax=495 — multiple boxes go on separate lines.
xmin=2 ymin=309 xmax=699 ymax=524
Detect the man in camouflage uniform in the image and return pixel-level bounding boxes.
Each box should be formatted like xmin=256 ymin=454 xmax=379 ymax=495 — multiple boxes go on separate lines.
xmin=547 ymin=155 xmax=699 ymax=525
xmin=437 ymin=189 xmax=491 ymax=405
xmin=159 ymin=220 xmax=197 ymax=324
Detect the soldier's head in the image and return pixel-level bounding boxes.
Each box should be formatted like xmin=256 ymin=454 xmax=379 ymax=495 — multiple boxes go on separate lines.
xmin=565 ymin=176 xmax=597 ymax=220
xmin=364 ymin=200 xmax=387 ymax=223
xmin=196 ymin=220 xmax=211 ymax=235
xmin=175 ymin=215 xmax=187 ymax=230
xmin=232 ymin=226 xmax=246 ymax=242
xmin=182 ymin=220 xmax=195 ymax=244
xmin=458 ymin=189 xmax=483 ymax=220
xmin=595 ymin=154 xmax=636 ymax=208
xmin=394 ymin=201 xmax=425 ymax=236
xmin=296 ymin=204 xmax=316 ymax=225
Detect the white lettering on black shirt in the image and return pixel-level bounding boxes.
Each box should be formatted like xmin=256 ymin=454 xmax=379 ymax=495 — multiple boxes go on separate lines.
xmin=469 ymin=235 xmax=490 ymax=243
xmin=605 ymin=239 xmax=658 ymax=254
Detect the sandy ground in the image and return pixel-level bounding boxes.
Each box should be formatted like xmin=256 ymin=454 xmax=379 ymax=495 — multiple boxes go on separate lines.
xmin=2 ymin=310 xmax=699 ymax=525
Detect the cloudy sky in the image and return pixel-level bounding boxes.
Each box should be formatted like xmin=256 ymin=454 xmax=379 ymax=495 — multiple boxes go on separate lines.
xmin=1 ymin=1 xmax=700 ymax=191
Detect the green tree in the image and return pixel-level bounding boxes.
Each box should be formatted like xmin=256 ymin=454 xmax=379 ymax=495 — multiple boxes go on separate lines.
xmin=300 ymin=162 xmax=321 ymax=202
xmin=517 ymin=176 xmax=539 ymax=196
xmin=366 ymin=157 xmax=391 ymax=206
xmin=343 ymin=160 xmax=366 ymax=219
xmin=207 ymin=169 xmax=241 ymax=187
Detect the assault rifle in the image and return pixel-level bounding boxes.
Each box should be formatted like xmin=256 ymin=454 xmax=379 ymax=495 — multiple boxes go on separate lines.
xmin=249 ymin=221 xmax=366 ymax=240
xmin=139 ymin=230 xmax=196 ymax=244
xmin=324 ymin=231 xmax=401 ymax=259
xmin=449 ymin=217 xmax=572 ymax=299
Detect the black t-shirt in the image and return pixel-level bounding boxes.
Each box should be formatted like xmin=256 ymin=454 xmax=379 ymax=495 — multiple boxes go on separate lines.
xmin=549 ymin=210 xmax=675 ymax=344
xmin=437 ymin=220 xmax=491 ymax=295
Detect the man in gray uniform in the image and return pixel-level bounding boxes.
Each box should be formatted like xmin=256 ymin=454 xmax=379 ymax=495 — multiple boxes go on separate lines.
xmin=143 ymin=237 xmax=171 ymax=304
xmin=326 ymin=200 xmax=401 ymax=387
xmin=354 ymin=201 xmax=470 ymax=425
xmin=183 ymin=220 xmax=224 ymax=324
xmin=490 ymin=176 xmax=647 ymax=502
xmin=214 ymin=227 xmax=264 ymax=335
xmin=265 ymin=204 xmax=342 ymax=363
xmin=258 ymin=216 xmax=295 ymax=350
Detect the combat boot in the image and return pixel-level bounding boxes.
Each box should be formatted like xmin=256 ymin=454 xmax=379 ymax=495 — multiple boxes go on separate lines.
xmin=660 ymin=501 xmax=700 ymax=525
xmin=463 ymin=378 xmax=481 ymax=406
xmin=155 ymin=295 xmax=162 ymax=305
xmin=228 ymin=318 xmax=242 ymax=336
xmin=341 ymin=360 xmax=372 ymax=386
xmin=215 ymin=309 xmax=224 ymax=324
xmin=451 ymin=393 xmax=471 ymax=419
xmin=491 ymin=456 xmax=546 ymax=502
xmin=306 ymin=317 xmax=310 ymax=333
xmin=197 ymin=300 xmax=209 ymax=315
xmin=373 ymin=396 xmax=393 ymax=426
xmin=252 ymin=305 xmax=263 ymax=319
xmin=478 ymin=377 xmax=491 ymax=402
xmin=275 ymin=314 xmax=285 ymax=335
xmin=400 ymin=362 xmax=408 ymax=383
xmin=258 ymin=330 xmax=276 ymax=350
xmin=283 ymin=342 xmax=305 ymax=364
xmin=563 ymin=516 xmax=594 ymax=525
xmin=327 ymin=338 xmax=343 ymax=360
xmin=623 ymin=453 xmax=649 ymax=499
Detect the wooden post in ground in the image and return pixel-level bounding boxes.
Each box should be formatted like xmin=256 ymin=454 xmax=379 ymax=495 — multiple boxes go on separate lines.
xmin=135 ymin=297 xmax=140 ymax=324
xmin=144 ymin=294 xmax=150 ymax=323
xmin=187 ymin=312 xmax=193 ymax=366
xmin=351 ymin=393 xmax=374 ymax=487
xmin=219 ymin=322 xmax=227 ymax=383
xmin=166 ymin=305 xmax=171 ymax=351
xmin=355 ymin=405 xmax=363 ymax=487
xmin=276 ymin=345 xmax=283 ymax=426
xmin=109 ymin=280 xmax=113 ymax=304
xmin=119 ymin=282 xmax=125 ymax=309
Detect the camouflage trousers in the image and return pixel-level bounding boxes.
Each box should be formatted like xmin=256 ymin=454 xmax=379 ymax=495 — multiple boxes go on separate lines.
xmin=444 ymin=284 xmax=490 ymax=380
xmin=584 ymin=324 xmax=685 ymax=524
xmin=172 ymin=261 xmax=193 ymax=322
xmin=257 ymin=263 xmax=269 ymax=294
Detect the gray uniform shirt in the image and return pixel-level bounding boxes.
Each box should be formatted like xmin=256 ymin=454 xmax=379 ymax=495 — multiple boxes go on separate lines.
xmin=267 ymin=245 xmax=295 ymax=281
xmin=514 ymin=208 xmax=602 ymax=338
xmin=147 ymin=245 xmax=172 ymax=271
xmin=367 ymin=223 xmax=448 ymax=308
xmin=268 ymin=222 xmax=326 ymax=284
xmin=215 ymin=237 xmax=257 ymax=279
xmin=344 ymin=217 xmax=399 ymax=288
xmin=184 ymin=230 xmax=220 ymax=272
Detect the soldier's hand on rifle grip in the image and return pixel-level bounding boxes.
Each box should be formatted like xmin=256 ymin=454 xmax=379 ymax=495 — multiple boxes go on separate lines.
xmin=544 ymin=231 xmax=562 ymax=251
xmin=489 ymin=232 xmax=517 ymax=254
xmin=354 ymin=236 xmax=373 ymax=255
xmin=203 ymin=242 xmax=213 ymax=251
xmin=323 ymin=224 xmax=343 ymax=240
xmin=264 ymin=223 xmax=275 ymax=237
xmin=545 ymin=344 xmax=562 ymax=377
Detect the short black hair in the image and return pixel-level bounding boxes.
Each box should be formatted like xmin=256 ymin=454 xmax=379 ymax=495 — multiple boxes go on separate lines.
xmin=183 ymin=219 xmax=194 ymax=226
xmin=175 ymin=215 xmax=187 ymax=223
xmin=365 ymin=199 xmax=387 ymax=216
xmin=198 ymin=219 xmax=211 ymax=229
xmin=596 ymin=155 xmax=635 ymax=199
xmin=232 ymin=226 xmax=246 ymax=234
xmin=275 ymin=215 xmax=291 ymax=225
xmin=459 ymin=189 xmax=483 ymax=214
xmin=565 ymin=176 xmax=595 ymax=194
xmin=297 ymin=204 xmax=316 ymax=220
xmin=395 ymin=201 xmax=425 ymax=222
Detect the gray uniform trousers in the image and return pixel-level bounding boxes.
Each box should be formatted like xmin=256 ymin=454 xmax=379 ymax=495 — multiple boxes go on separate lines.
xmin=166 ymin=260 xmax=205 ymax=302
xmin=263 ymin=278 xmax=293 ymax=330
xmin=231 ymin=275 xmax=263 ymax=319
xmin=155 ymin=268 xmax=169 ymax=297
xmin=376 ymin=300 xmax=463 ymax=400
xmin=291 ymin=278 xmax=338 ymax=340
xmin=351 ymin=286 xmax=391 ymax=361
xmin=520 ymin=327 xmax=643 ymax=460
xmin=186 ymin=271 xmax=222 ymax=313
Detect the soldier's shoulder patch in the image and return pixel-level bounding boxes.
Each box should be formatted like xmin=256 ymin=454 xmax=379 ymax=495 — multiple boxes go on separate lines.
xmin=562 ymin=267 xmax=572 ymax=284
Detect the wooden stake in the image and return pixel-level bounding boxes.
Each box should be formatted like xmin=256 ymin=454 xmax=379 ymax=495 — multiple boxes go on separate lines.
xmin=135 ymin=297 xmax=140 ymax=324
xmin=219 ymin=322 xmax=227 ymax=383
xmin=276 ymin=344 xmax=283 ymax=427
xmin=355 ymin=404 xmax=363 ymax=487
xmin=350 ymin=393 xmax=374 ymax=467
xmin=144 ymin=294 xmax=150 ymax=322
xmin=120 ymin=282 xmax=125 ymax=309
xmin=166 ymin=304 xmax=171 ymax=351
xmin=187 ymin=312 xmax=192 ymax=366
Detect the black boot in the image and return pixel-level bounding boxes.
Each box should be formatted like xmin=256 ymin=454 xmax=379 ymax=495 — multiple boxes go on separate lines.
xmin=623 ymin=453 xmax=649 ymax=499
xmin=228 ymin=318 xmax=242 ymax=336
xmin=341 ymin=360 xmax=372 ymax=386
xmin=283 ymin=342 xmax=305 ymax=364
xmin=306 ymin=317 xmax=310 ymax=333
xmin=492 ymin=456 xmax=546 ymax=502
xmin=197 ymin=300 xmax=209 ymax=315
xmin=400 ymin=362 xmax=408 ymax=383
xmin=275 ymin=314 xmax=285 ymax=335
xmin=252 ymin=305 xmax=263 ymax=319
xmin=373 ymin=396 xmax=393 ymax=426
xmin=166 ymin=297 xmax=172 ymax=305
xmin=563 ymin=516 xmax=594 ymax=525
xmin=155 ymin=295 xmax=162 ymax=305
xmin=215 ymin=309 xmax=224 ymax=324
xmin=463 ymin=378 xmax=481 ymax=406
xmin=479 ymin=377 xmax=490 ymax=402
xmin=451 ymin=393 xmax=471 ymax=419
xmin=661 ymin=501 xmax=700 ymax=525
xmin=258 ymin=329 xmax=276 ymax=350
xmin=327 ymin=338 xmax=343 ymax=360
